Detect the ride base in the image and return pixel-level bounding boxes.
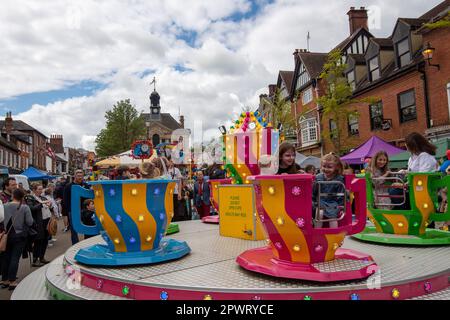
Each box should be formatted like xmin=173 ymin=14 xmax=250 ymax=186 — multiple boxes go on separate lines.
xmin=11 ymin=221 xmax=450 ymax=300
xmin=353 ymin=226 xmax=450 ymax=245
xmin=166 ymin=223 xmax=180 ymax=235
xmin=201 ymin=215 xmax=219 ymax=224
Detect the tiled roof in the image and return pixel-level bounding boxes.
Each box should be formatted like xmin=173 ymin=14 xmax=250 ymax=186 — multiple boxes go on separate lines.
xmin=398 ymin=18 xmax=428 ymax=29
xmin=141 ymin=113 xmax=182 ymax=130
xmin=370 ymin=38 xmax=393 ymax=49
xmin=419 ymin=0 xmax=449 ymax=20
xmin=298 ymin=52 xmax=328 ymax=79
xmin=55 ymin=154 xmax=67 ymax=163
xmin=279 ymin=71 xmax=294 ymax=91
xmin=416 ymin=1 xmax=450 ymax=33
xmin=347 ymin=54 xmax=366 ymax=65
xmin=0 ymin=120 xmax=48 ymax=138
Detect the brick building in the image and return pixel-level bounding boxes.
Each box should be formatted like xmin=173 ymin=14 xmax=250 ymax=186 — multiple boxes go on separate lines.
xmin=0 ymin=112 xmax=48 ymax=171
xmin=342 ymin=1 xmax=450 ymax=152
xmin=142 ymin=86 xmax=185 ymax=147
xmin=49 ymin=134 xmax=68 ymax=175
xmin=281 ymin=1 xmax=449 ymax=156
xmin=0 ymin=112 xmax=32 ymax=172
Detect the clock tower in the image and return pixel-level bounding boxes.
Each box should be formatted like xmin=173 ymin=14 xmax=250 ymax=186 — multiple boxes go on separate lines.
xmin=143 ymin=76 xmax=184 ymax=146
xmin=150 ymin=91 xmax=160 ymax=116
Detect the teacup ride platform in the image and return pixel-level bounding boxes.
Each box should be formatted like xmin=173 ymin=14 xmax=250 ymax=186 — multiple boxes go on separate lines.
xmin=11 ymin=220 xmax=450 ymax=300
xmin=353 ymin=173 xmax=450 ymax=245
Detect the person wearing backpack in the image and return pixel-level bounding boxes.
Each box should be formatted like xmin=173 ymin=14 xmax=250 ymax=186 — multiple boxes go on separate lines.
xmin=0 ymin=189 xmax=33 ymax=290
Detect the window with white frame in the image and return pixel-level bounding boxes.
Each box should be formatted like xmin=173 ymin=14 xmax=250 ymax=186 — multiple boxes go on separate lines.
xmin=300 ymin=118 xmax=318 ymax=145
xmin=348 ymin=114 xmax=359 ymax=135
xmin=302 ymin=87 xmax=313 ymax=105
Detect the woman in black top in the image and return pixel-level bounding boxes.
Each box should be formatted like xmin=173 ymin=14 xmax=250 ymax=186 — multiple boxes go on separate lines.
xmin=26 ymin=183 xmax=53 ymax=267
xmin=276 ymin=142 xmax=302 ymax=175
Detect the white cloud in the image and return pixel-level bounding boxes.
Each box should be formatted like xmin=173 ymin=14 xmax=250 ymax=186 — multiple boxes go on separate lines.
xmin=2 ymin=0 xmax=444 ymax=152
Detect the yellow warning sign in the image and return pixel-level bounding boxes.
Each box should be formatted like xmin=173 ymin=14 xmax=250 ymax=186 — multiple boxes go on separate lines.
xmin=218 ymin=185 xmax=266 ymax=240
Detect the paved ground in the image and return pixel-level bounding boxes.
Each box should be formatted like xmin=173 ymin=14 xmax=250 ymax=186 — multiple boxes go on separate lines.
xmin=0 ymin=219 xmax=77 ymax=300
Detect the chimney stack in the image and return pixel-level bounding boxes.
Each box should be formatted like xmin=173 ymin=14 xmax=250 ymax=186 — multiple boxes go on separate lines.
xmin=268 ymin=84 xmax=277 ymax=97
xmin=50 ymin=134 xmax=64 ymax=152
xmin=5 ymin=111 xmax=13 ymax=133
xmin=347 ymin=7 xmax=368 ymax=35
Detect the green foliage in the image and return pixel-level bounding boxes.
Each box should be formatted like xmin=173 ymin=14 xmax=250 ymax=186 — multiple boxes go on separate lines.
xmin=260 ymin=89 xmax=303 ymax=139
xmin=317 ymin=50 xmax=378 ymax=154
xmin=95 ymin=99 xmax=146 ymax=157
xmin=424 ymin=11 xmax=450 ymax=29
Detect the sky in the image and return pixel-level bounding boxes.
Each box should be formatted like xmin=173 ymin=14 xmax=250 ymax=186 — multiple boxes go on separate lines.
xmin=0 ymin=0 xmax=444 ymax=152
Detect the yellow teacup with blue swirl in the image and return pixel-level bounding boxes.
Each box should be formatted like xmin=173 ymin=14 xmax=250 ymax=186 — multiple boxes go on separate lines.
xmin=71 ymin=179 xmax=176 ymax=253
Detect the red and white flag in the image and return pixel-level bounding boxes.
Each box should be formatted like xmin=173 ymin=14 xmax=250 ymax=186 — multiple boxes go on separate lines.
xmin=47 ymin=146 xmax=56 ymax=159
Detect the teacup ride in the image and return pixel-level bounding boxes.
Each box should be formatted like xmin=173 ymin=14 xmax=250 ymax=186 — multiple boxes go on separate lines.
xmin=353 ymin=172 xmax=450 ymax=245
xmin=237 ymin=174 xmax=378 ymax=282
xmin=201 ymin=178 xmax=232 ymax=224
xmin=71 ymin=179 xmax=191 ymax=266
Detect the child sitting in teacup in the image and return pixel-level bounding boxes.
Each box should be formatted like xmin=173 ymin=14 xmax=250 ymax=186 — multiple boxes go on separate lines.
xmin=139 ymin=162 xmax=161 ymax=179
xmin=151 ymin=156 xmax=170 ymax=178
xmin=312 ymin=153 xmax=345 ymax=228
xmin=258 ymin=154 xmax=279 ymax=175
xmin=81 ymin=199 xmax=96 ymax=239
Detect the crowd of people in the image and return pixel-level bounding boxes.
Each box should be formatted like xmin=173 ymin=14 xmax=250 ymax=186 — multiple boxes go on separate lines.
xmin=0 ymin=178 xmax=62 ymax=290
xmin=1 ymin=131 xmax=449 ymax=291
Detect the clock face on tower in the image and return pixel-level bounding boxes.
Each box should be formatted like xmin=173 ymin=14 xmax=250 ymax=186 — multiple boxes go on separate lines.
xmin=151 ymin=107 xmax=159 ymax=114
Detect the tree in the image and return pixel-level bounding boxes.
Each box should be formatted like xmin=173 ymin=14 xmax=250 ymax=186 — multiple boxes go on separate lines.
xmin=95 ymin=99 xmax=146 ymax=157
xmin=316 ymin=50 xmax=378 ymax=155
xmin=260 ymin=89 xmax=303 ymax=142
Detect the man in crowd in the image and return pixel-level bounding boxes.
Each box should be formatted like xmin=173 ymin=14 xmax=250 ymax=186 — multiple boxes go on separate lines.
xmin=62 ymin=170 xmax=89 ymax=245
xmin=193 ymin=171 xmax=211 ymax=219
xmin=0 ymin=178 xmax=17 ymax=204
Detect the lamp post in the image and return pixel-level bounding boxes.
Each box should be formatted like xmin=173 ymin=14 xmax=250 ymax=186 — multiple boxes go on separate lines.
xmin=422 ymin=42 xmax=440 ymax=70
xmin=218 ymin=126 xmax=227 ymax=166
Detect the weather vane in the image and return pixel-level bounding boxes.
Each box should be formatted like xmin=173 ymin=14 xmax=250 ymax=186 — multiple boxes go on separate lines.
xmin=150 ymin=77 xmax=157 ymax=92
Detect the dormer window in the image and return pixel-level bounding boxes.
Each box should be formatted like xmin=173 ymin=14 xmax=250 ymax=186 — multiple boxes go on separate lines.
xmin=369 ymin=56 xmax=380 ymax=81
xmin=396 ymin=38 xmax=410 ymax=68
